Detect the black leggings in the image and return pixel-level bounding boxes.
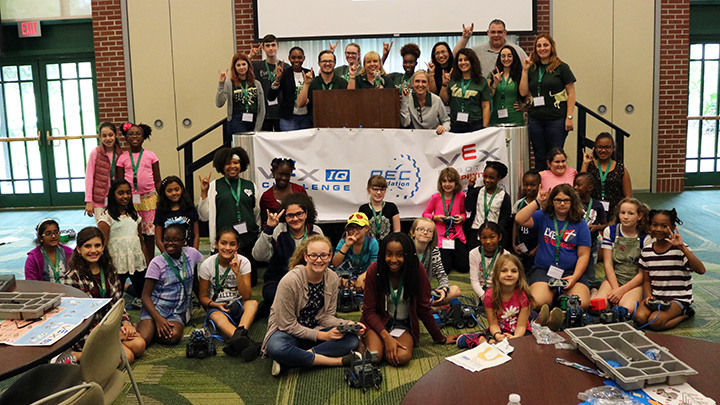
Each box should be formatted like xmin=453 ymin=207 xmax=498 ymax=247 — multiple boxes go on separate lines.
xmin=120 ymin=270 xmax=146 ymax=298
xmin=440 ymin=239 xmax=469 ymax=273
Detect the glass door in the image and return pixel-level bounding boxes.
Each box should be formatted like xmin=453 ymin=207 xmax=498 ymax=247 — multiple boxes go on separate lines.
xmin=0 ymin=59 xmax=98 ymax=207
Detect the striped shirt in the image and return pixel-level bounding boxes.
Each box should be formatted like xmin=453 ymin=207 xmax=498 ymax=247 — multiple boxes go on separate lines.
xmin=638 ymin=244 xmax=693 ymax=304
xmin=540 ymin=168 xmax=578 ymax=192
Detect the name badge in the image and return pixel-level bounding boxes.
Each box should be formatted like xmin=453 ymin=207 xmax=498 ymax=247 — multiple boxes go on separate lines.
xmin=242 ymin=113 xmax=254 ymax=122
xmin=497 ymin=109 xmax=509 ymax=119
xmin=234 ymin=223 xmax=248 ymax=235
xmin=442 ymin=239 xmax=455 ymax=250
xmin=533 ymin=96 xmax=545 ymax=107
xmin=268 ymin=99 xmax=278 ymax=106
xmin=600 ymin=201 xmax=610 ymax=212
xmin=547 ymin=265 xmax=564 ymax=280
xmin=390 ymin=328 xmax=406 ymax=337
xmin=103 ymin=197 xmax=108 ymax=207
xmin=456 ymin=112 xmax=469 ymax=122
xmin=517 ymin=243 xmax=528 ymax=253
xmin=132 ymin=194 xmax=141 ymax=205
xmin=445 ymin=106 xmax=451 ymax=115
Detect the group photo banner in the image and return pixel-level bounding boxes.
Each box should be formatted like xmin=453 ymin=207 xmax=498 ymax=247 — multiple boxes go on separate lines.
xmin=249 ymin=127 xmax=509 ymax=222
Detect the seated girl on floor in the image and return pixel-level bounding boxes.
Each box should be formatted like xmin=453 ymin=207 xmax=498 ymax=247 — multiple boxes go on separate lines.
xmin=25 ymin=219 xmax=73 ymax=283
xmin=409 ymin=217 xmax=461 ymax=307
xmin=198 ymin=227 xmax=260 ymax=361
xmin=60 ymin=226 xmax=145 ymax=364
xmin=138 ymin=223 xmax=203 ymax=346
xmin=634 ymin=209 xmax=705 ymax=331
xmin=331 ymin=212 xmax=378 ymax=292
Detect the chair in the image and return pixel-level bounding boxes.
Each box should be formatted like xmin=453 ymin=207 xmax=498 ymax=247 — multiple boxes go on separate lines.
xmin=30 ymin=382 xmax=104 ymax=405
xmin=80 ymin=298 xmax=144 ymax=405
xmin=0 ymin=364 xmax=83 ymax=404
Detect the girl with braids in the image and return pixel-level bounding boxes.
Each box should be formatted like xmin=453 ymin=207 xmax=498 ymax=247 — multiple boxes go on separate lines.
xmin=153 ymin=175 xmax=199 ymax=251
xmin=115 ymin=122 xmax=161 ymax=261
xmin=259 ymin=157 xmax=307 ymax=226
xmin=60 ymin=226 xmax=146 ymax=363
xmin=634 ymin=209 xmax=705 ymax=331
xmin=360 ymin=233 xmax=458 ymax=366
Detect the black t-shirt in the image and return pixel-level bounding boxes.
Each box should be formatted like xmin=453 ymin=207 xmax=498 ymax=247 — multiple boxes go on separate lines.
xmin=153 ymin=206 xmax=199 ymax=247
xmin=358 ymin=202 xmax=399 ymax=241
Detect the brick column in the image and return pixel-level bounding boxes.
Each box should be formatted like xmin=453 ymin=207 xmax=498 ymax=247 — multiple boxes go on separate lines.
xmin=91 ymin=0 xmax=128 ymax=127
xmin=656 ymin=0 xmax=689 ymax=193
xmin=235 ymin=0 xmax=256 ymax=53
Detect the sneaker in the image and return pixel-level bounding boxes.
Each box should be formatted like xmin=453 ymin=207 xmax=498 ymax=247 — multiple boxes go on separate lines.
xmin=456 ymin=332 xmax=485 ymax=349
xmin=539 ymin=304 xmax=550 ymax=326
xmin=131 ymin=298 xmax=142 ymax=310
xmin=223 ymin=327 xmax=250 ymax=357
xmin=51 ymin=348 xmax=77 ymax=364
xmin=684 ymin=306 xmax=696 ymax=318
xmin=240 ymin=342 xmax=260 ymax=362
xmin=271 ymin=360 xmax=282 ymax=377
xmin=341 ymin=351 xmax=361 ymax=367
xmin=548 ymin=308 xmax=564 ymax=332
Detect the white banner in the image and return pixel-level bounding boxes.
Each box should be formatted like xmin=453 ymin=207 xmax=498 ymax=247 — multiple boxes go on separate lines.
xmin=251 ymin=127 xmax=509 ymax=222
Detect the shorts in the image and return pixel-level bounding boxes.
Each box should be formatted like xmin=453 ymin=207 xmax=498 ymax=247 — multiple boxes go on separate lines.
xmin=140 ymin=308 xmax=184 ymax=324
xmin=529 ymin=265 xmax=589 ymax=288
xmin=385 ymin=318 xmax=411 ymax=332
xmin=208 ymin=300 xmax=245 ymax=324
xmin=134 ymin=190 xmax=157 ymax=235
xmin=671 ymin=300 xmax=692 ymax=315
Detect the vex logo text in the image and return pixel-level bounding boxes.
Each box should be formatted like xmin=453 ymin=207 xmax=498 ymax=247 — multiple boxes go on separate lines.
xmin=437 ymin=144 xmax=502 ymax=179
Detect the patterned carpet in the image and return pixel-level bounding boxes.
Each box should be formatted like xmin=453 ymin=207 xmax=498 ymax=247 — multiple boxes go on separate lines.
xmin=1 ymin=189 xmax=719 ymax=404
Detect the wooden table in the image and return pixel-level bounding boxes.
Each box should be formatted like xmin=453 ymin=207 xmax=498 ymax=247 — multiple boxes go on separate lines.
xmin=402 ymin=333 xmax=720 ymax=404
xmin=0 ymin=280 xmax=94 ymax=380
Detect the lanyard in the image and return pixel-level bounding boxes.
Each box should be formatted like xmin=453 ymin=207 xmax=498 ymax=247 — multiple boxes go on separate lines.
xmin=597 ymin=159 xmax=612 ymax=199
xmin=442 ymin=193 xmax=455 ymax=217
xmin=498 ymin=75 xmax=509 ymax=108
xmin=480 ymin=247 xmax=499 ymax=288
xmin=94 ymin=267 xmax=107 ymax=298
xmin=584 ymin=198 xmax=594 ymax=223
xmin=265 ymin=61 xmax=276 ymax=82
xmin=224 ymin=176 xmax=243 ymax=222
xmin=321 ymin=81 xmax=333 ymax=90
xmin=129 ymin=149 xmax=144 ymax=191
xmin=342 ymin=66 xmax=350 ymax=82
xmin=239 ymin=82 xmax=250 ymax=112
xmin=459 ymin=79 xmax=471 ymax=112
xmin=519 ymin=197 xmax=527 ymax=209
xmin=388 ymin=277 xmax=404 ymax=320
xmin=351 ymin=237 xmax=367 ymax=270
xmin=537 ymin=65 xmax=545 ymax=96
xmin=553 ymin=217 xmax=570 ymax=265
xmin=214 ymin=255 xmax=232 ymax=301
xmin=163 ymin=252 xmax=187 ymax=284
xmin=483 ymin=187 xmax=499 ymax=221
xmin=371 ymin=202 xmax=385 ymax=237
xmin=110 ymin=149 xmax=116 ymax=179
xmin=41 ymin=247 xmax=61 ymax=283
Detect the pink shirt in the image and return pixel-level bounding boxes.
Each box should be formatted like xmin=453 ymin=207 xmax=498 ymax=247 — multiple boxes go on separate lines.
xmin=116 ymin=149 xmax=159 ymax=194
xmin=422 ymin=191 xmax=466 ymax=246
xmin=540 ymin=167 xmax=577 ymax=192
xmin=84 ymin=148 xmax=121 ymax=206
xmin=483 ymin=288 xmax=532 ymax=334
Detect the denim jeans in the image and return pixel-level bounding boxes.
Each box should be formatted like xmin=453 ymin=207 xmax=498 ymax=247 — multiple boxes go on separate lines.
xmin=279 ymin=115 xmax=312 ymax=131
xmin=229 ymin=113 xmax=256 ymax=135
xmin=265 ymin=327 xmax=359 ymax=367
xmin=450 ymin=120 xmax=484 ymax=134
xmin=527 ymin=116 xmax=568 ymax=171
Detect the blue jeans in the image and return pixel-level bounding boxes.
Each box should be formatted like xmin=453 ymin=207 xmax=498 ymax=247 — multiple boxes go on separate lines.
xmin=450 ymin=120 xmax=484 ymax=133
xmin=229 ymin=113 xmax=256 ymax=135
xmin=527 ymin=116 xmax=568 ymax=171
xmin=265 ymin=327 xmax=359 ymax=367
xmin=279 ymin=115 xmax=312 ymax=131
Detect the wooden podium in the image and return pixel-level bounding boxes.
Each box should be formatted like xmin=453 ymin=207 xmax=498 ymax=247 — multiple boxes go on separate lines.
xmin=313 ymin=88 xmax=400 ymax=128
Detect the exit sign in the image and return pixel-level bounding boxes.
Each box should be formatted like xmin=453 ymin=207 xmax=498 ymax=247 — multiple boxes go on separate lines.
xmin=18 ymin=21 xmax=42 ymax=38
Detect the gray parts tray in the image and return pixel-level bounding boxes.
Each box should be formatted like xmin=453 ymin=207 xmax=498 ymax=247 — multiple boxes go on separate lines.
xmin=0 ymin=292 xmax=63 ymax=320
xmin=565 ymin=323 xmax=697 ymax=390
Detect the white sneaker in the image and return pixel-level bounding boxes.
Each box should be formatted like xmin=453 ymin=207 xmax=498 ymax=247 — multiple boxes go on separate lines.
xmin=271 ymin=360 xmax=282 ymax=377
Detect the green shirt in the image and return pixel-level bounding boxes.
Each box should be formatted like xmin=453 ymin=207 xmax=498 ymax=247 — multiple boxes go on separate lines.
xmin=307 ymin=74 xmax=349 ymax=103
xmin=214 ymin=177 xmax=258 ymax=248
xmin=447 ymin=78 xmax=492 ymax=124
xmin=355 ymin=73 xmax=394 ymax=89
xmin=232 ymin=82 xmax=260 ymax=114
xmin=389 ymin=72 xmax=413 ymax=90
xmin=488 ymin=74 xmax=524 ymax=126
xmin=527 ymin=62 xmax=576 ymax=120
xmin=333 ymin=65 xmax=361 ymax=82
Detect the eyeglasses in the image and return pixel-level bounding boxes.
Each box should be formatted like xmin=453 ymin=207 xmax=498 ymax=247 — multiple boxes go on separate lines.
xmin=434 ymin=50 xmax=448 ymax=56
xmin=489 ymin=30 xmax=505 ymax=35
xmin=370 ymin=187 xmax=386 ymax=192
xmin=319 ymin=60 xmax=335 ymax=64
xmin=553 ymin=198 xmax=572 ymax=204
xmin=42 ymin=230 xmax=59 ymax=237
xmin=415 ymin=228 xmax=434 ymax=234
xmin=307 ymin=253 xmax=331 ymax=261
xmin=345 ymin=52 xmax=358 ymax=56
xmin=595 ymin=145 xmax=613 ymax=150
xmin=285 ymin=211 xmax=306 ymax=220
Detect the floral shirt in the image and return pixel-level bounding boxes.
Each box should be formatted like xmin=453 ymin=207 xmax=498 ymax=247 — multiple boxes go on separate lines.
xmin=483 ymin=288 xmax=532 ymax=334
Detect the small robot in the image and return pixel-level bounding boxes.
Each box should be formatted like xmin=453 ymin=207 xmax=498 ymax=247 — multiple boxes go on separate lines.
xmin=186 ymin=329 xmax=216 ymax=359
xmin=336 ymin=266 xmax=361 ymax=313
xmin=434 ymin=299 xmax=482 ymax=329
xmin=345 ymin=350 xmax=382 ymax=391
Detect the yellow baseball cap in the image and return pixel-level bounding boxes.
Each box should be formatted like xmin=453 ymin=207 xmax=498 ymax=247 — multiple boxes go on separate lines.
xmin=346 ymin=212 xmax=369 ymax=228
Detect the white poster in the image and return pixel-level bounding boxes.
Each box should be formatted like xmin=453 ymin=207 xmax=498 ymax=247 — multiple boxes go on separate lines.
xmin=251 ymin=127 xmax=509 ymax=221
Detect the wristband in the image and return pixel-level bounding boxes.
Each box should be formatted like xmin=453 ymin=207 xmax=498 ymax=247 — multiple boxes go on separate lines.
xmin=536 ymin=200 xmax=541 ymax=209
xmin=337 ymin=250 xmax=346 ymax=255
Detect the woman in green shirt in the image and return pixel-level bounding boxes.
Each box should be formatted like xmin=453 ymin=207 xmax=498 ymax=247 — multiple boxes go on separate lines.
xmin=356 ymin=51 xmax=394 ymax=89
xmin=439 ymin=48 xmax=491 ymax=133
xmin=488 ymin=45 xmax=525 ymax=126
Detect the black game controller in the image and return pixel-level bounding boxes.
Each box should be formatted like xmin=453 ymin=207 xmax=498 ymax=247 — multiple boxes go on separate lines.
xmin=431 ymin=289 xmax=442 ymax=300
xmin=337 ymin=323 xmax=362 ymax=334
xmin=548 ymin=278 xmax=569 ymax=288
xmin=646 ymin=299 xmax=671 ymax=311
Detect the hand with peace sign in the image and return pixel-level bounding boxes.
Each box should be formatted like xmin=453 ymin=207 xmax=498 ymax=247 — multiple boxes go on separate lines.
xmin=229 ymin=256 xmax=241 ymax=275
xmin=522 ymin=53 xmax=534 ymax=71
xmin=461 ymin=23 xmax=474 ymax=39
xmin=199 ymin=170 xmax=211 ymax=199
xmin=491 ymin=68 xmax=503 ymax=86
xmin=383 ymin=41 xmax=394 ymax=58
xmin=442 ymin=68 xmax=452 ymax=86
xmin=348 ymin=62 xmax=358 ymax=78
xmin=248 ymin=43 xmax=263 ymax=59
xmin=582 ymin=149 xmax=593 ymax=164
xmin=537 ymin=188 xmax=549 ymax=207
xmin=664 ymin=226 xmax=684 ymax=247
xmin=401 ymin=82 xmax=410 ymax=97
xmin=274 ymin=60 xmax=284 ymax=85
xmin=329 ymin=40 xmax=339 ymax=53
xmin=426 ymin=61 xmax=435 ymax=75
xmin=266 ymin=209 xmax=284 ymax=228
xmin=219 ymin=69 xmax=228 ymax=83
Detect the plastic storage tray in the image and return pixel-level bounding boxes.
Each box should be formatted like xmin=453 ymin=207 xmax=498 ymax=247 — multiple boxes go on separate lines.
xmin=565 ymin=323 xmax=697 ymax=390
xmin=0 ymin=292 xmax=63 ymax=320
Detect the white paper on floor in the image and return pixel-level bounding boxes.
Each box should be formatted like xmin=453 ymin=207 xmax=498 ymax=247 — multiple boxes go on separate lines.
xmin=446 ymin=340 xmax=513 ymax=372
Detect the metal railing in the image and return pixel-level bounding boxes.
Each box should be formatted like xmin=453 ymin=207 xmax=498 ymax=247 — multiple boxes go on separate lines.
xmin=575 ymin=102 xmax=630 ymax=167
xmin=176 ymin=118 xmax=229 ymax=200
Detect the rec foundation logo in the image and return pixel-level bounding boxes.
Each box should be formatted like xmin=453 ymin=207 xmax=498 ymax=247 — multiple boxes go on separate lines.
xmin=370 ymin=154 xmax=420 ymax=200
